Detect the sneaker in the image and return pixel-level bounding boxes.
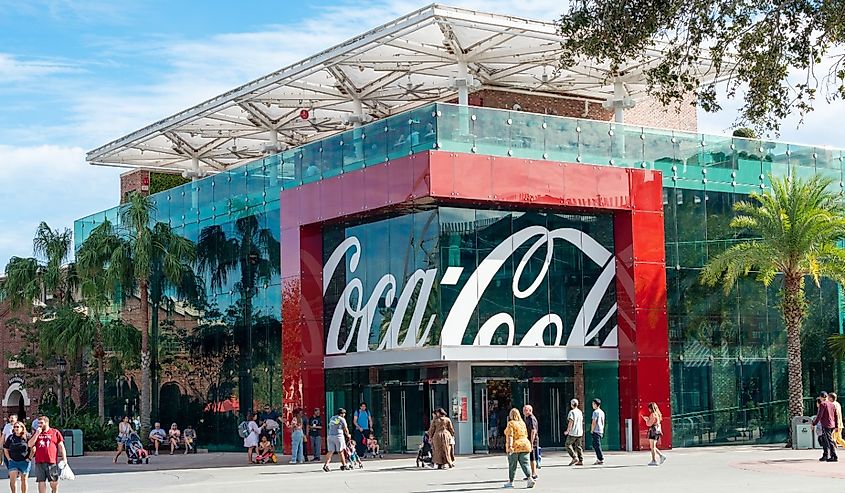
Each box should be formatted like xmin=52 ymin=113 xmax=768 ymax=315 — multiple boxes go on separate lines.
xmin=532 ymin=474 xmax=538 ymax=480
xmin=648 ymin=461 xmax=658 ymax=466
xmin=502 ymin=483 xmax=514 ymax=489
xmin=576 ymin=461 xmax=583 ymax=466
xmin=527 ymin=479 xmax=536 ymax=489
xmin=827 ymin=458 xmax=839 ymax=462
xmin=322 ymin=465 xmax=330 ymax=472
xmin=660 ymin=455 xmax=667 ymax=465
xmin=568 ymin=459 xmax=578 ymax=466
xmin=594 ymin=460 xmax=604 ymax=465
xmin=820 ymin=457 xmax=829 ymax=462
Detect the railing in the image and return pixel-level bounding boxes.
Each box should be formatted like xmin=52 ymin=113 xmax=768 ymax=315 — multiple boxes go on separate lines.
xmin=75 ymin=102 xmax=845 ymax=247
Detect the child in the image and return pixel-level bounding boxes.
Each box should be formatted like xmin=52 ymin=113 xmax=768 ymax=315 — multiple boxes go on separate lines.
xmin=366 ymin=432 xmax=383 ymax=459
xmin=345 ymin=436 xmax=363 ymax=469
xmin=254 ymin=435 xmax=277 ymax=464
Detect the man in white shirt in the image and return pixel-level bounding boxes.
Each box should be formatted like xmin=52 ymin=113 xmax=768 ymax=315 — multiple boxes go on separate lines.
xmin=564 ymin=399 xmax=584 ymax=466
xmin=591 ymin=398 xmax=606 ymax=465
xmin=148 ymin=422 xmax=167 ymax=456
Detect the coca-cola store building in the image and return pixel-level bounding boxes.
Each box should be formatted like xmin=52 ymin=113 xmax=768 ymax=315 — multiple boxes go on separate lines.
xmin=76 ymin=6 xmax=843 ymax=453
xmin=282 ymin=144 xmax=668 ymax=453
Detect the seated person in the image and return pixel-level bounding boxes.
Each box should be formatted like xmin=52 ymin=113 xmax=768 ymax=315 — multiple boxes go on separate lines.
xmin=148 ymin=422 xmax=167 ymax=456
xmin=168 ymin=423 xmax=181 ymax=455
xmin=183 ymin=425 xmax=196 ymax=454
xmin=254 ymin=435 xmax=276 ymax=464
xmin=366 ymin=432 xmax=381 ymax=458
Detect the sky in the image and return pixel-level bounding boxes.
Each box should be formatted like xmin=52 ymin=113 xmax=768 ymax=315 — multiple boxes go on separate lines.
xmin=1 ymin=0 xmax=843 ymax=268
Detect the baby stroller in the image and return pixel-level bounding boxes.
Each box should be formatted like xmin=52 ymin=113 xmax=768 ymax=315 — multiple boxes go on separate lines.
xmin=416 ymin=432 xmax=433 ymax=468
xmin=125 ymin=432 xmax=150 ymax=464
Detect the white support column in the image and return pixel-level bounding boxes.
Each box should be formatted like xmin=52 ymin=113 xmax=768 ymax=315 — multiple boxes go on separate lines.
xmin=613 ymin=80 xmax=625 ymax=124
xmin=448 ymin=361 xmax=473 ymax=455
xmin=351 ymin=97 xmax=364 ymax=127
xmin=457 ymin=62 xmax=469 ymax=106
xmin=191 ymin=156 xmax=201 ymax=181
xmin=269 ymin=129 xmax=279 ymax=146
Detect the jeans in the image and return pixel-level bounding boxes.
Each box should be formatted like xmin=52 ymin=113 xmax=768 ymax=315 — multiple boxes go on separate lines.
xmin=565 ymin=435 xmax=583 ymax=462
xmin=354 ymin=429 xmax=369 ymax=456
xmin=291 ymin=430 xmax=305 ymax=463
xmin=507 ymin=452 xmax=531 ymax=482
xmin=310 ymin=435 xmax=321 ymax=460
xmin=820 ymin=427 xmax=838 ymax=460
xmin=591 ymin=432 xmax=604 ymax=461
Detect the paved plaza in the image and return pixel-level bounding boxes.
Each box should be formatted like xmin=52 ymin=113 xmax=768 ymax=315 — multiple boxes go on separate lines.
xmin=17 ymin=445 xmax=843 ymax=493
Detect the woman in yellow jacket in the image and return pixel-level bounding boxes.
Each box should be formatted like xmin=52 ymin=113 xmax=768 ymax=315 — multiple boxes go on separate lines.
xmin=503 ymin=408 xmax=536 ymax=489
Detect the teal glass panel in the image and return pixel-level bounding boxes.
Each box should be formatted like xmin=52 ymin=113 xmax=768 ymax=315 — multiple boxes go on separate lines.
xmin=472 ymin=108 xmax=509 ymax=157
xmin=280 ymin=148 xmax=300 ymax=189
xmin=363 ymin=118 xmax=388 ymax=166
xmin=300 ymin=142 xmax=322 ymax=184
xmin=264 ymin=154 xmax=282 ymax=202
xmin=342 ymin=128 xmax=366 ymax=172
xmin=543 ymin=115 xmax=579 ymax=163
xmin=508 ymin=110 xmax=545 ymax=160
xmin=701 ymin=134 xmax=733 ymax=185
xmin=435 ymin=104 xmax=473 ymax=153
xmin=616 ymin=125 xmax=644 ymax=168
xmin=410 ymin=106 xmax=438 ymax=153
xmin=578 ymin=119 xmax=612 ymax=166
xmin=642 ymin=127 xmax=676 ymax=178
xmin=765 ymin=141 xmax=790 ymax=180
xmin=734 ymin=138 xmax=764 ymax=186
xmin=321 ymin=132 xmax=344 ymax=179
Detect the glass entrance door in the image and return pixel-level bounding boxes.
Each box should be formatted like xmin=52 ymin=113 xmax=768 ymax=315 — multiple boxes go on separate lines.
xmin=526 ymin=380 xmax=573 ymax=448
xmin=385 ymin=383 xmax=426 ymax=453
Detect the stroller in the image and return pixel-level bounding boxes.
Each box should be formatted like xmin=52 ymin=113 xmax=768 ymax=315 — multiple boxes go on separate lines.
xmin=416 ymin=432 xmax=433 ymax=468
xmin=125 ymin=432 xmax=150 ymax=464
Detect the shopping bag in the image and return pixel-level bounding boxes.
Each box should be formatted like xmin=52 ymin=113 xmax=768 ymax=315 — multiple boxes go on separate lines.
xmin=58 ymin=461 xmax=75 ymax=481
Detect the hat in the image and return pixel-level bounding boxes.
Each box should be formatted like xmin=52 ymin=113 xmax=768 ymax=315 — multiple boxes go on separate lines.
xmin=570 ymin=398 xmax=579 ymax=407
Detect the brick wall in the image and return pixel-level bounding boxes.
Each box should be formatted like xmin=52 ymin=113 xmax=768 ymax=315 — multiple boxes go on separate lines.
xmin=120 ymin=170 xmax=150 ymax=203
xmin=457 ymin=89 xmax=697 ymax=132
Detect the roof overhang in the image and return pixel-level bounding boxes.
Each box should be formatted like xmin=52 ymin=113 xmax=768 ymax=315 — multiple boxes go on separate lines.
xmin=87 ymin=3 xmax=727 ymax=173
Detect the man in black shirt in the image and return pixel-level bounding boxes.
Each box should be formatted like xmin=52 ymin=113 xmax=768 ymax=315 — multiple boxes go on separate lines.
xmin=308 ymin=408 xmax=323 ymax=462
xmin=523 ymin=404 xmax=539 ymax=480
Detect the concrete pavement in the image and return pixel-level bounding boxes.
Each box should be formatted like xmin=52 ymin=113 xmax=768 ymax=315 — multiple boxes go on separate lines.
xmin=12 ymin=445 xmax=845 ymax=492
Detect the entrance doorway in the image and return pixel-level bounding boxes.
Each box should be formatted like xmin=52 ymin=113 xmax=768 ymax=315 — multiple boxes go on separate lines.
xmin=377 ymin=380 xmax=448 ymax=453
xmin=472 ymin=366 xmax=577 ymax=453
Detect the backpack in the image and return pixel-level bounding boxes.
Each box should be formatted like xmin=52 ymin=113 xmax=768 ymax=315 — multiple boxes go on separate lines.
xmin=237 ymin=421 xmax=250 ymax=438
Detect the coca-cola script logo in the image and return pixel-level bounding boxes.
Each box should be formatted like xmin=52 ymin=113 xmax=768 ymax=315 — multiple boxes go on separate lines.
xmin=322 ymin=225 xmax=617 ymax=355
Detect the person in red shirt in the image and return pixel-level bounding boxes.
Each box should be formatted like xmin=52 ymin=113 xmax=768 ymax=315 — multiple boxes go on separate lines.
xmin=813 ymin=391 xmax=839 ymax=462
xmin=27 ymin=416 xmax=68 ymax=493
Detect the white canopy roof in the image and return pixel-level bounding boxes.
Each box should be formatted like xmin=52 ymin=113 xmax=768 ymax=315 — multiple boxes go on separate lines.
xmin=87 ymin=3 xmax=724 ymax=173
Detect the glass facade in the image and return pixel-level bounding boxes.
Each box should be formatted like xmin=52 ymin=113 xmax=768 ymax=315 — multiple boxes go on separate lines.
xmin=75 ymin=102 xmax=845 ymax=449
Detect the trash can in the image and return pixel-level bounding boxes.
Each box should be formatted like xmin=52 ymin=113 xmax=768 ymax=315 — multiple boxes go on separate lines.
xmin=61 ymin=429 xmax=84 ymax=457
xmin=792 ymin=416 xmax=815 ymax=450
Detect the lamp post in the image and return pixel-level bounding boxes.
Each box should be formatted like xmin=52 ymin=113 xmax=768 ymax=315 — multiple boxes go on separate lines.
xmin=56 ymin=357 xmax=67 ymax=422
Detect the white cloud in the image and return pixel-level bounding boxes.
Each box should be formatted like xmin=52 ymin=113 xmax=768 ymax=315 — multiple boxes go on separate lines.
xmin=0 ymin=145 xmax=120 ymax=267
xmin=0 ymin=53 xmax=78 ymax=84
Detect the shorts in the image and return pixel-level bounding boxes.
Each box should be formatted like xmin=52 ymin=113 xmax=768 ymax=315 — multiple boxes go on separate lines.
xmin=7 ymin=460 xmax=31 ymax=475
xmin=529 ymin=445 xmax=539 ymax=461
xmin=648 ymin=428 xmax=662 ymax=441
xmin=33 ymin=462 xmax=60 ymax=483
xmin=327 ymin=437 xmax=345 ymax=453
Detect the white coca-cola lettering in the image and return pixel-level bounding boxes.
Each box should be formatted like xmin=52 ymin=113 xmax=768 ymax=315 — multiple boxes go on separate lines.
xmin=322 ymin=225 xmax=618 ymax=355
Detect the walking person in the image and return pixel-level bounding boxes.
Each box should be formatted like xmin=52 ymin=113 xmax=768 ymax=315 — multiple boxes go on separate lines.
xmin=4 ymin=421 xmax=31 ymax=493
xmin=828 ymin=393 xmax=845 ymax=447
xmin=3 ymin=414 xmax=17 ymax=470
xmin=28 ymin=416 xmax=67 ymax=493
xmin=813 ymin=391 xmax=838 ymax=462
xmin=590 ymin=399 xmax=606 ymax=465
xmin=522 ymin=405 xmax=539 ymax=480
xmin=308 ymin=408 xmax=323 ymax=462
xmin=243 ymin=412 xmax=261 ymax=464
xmin=642 ymin=402 xmax=667 ymax=465
xmin=352 ymin=403 xmax=372 ymax=459
xmin=427 ymin=408 xmax=455 ymax=469
xmin=113 ymin=416 xmax=133 ymax=463
xmin=290 ymin=409 xmax=305 ymax=464
xmin=564 ymin=399 xmax=584 ymax=466
xmin=502 ymin=408 xmax=535 ymax=489
xmin=323 ymin=408 xmax=350 ymax=472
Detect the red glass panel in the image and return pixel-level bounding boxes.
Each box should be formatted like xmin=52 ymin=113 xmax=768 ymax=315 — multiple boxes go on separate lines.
xmin=452 ymin=153 xmax=492 ymax=200
xmin=428 ymin=151 xmax=453 ymax=199
xmin=631 ymin=211 xmax=666 ymax=263
xmin=630 ymin=168 xmax=665 ymax=212
xmin=594 ymin=166 xmax=631 ymax=209
xmin=527 ymin=161 xmax=565 ymax=206
xmin=365 ymin=162 xmax=391 ymax=209
xmin=491 ymin=156 xmax=530 ymax=202
xmin=388 ymin=155 xmax=415 ymax=203
xmin=562 ymin=163 xmax=600 ymax=208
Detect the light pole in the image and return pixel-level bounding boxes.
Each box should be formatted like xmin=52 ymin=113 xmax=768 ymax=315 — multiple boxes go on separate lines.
xmin=56 ymin=357 xmax=67 ymax=422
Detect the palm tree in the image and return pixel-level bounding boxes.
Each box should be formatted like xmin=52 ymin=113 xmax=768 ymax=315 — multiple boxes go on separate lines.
xmin=39 ymin=304 xmax=139 ymax=421
xmin=700 ymin=174 xmax=845 ymax=439
xmin=197 ymin=214 xmax=279 ymax=417
xmin=0 ymin=222 xmax=77 ymax=311
xmin=78 ymin=193 xmax=196 ymax=433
